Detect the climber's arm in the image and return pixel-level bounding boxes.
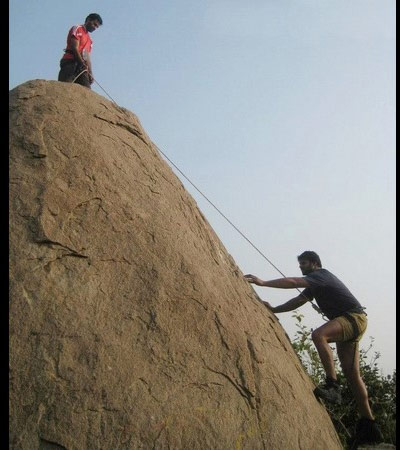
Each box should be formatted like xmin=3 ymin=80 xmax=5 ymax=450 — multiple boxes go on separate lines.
xmin=244 ymin=274 xmax=310 ymax=289
xmin=263 ymin=294 xmax=308 ymax=313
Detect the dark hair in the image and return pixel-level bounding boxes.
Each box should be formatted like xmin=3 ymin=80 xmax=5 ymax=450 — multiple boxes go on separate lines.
xmin=297 ymin=251 xmax=322 ymax=268
xmin=85 ymin=13 xmax=103 ymax=25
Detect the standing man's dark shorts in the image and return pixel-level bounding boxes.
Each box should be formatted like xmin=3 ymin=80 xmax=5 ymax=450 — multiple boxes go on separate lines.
xmin=58 ymin=59 xmax=91 ymax=88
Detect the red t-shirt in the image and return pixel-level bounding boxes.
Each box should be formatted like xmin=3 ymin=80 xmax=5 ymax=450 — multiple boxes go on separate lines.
xmin=62 ymin=25 xmax=93 ymax=61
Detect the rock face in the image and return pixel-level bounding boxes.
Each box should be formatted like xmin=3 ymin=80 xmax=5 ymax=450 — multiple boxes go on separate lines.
xmin=9 ymin=80 xmax=342 ymax=450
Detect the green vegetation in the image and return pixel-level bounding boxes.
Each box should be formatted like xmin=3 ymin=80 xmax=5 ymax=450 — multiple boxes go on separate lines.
xmin=291 ymin=311 xmax=396 ymax=448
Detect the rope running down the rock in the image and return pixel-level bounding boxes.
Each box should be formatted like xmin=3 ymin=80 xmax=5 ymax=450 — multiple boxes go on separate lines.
xmin=86 ymin=75 xmax=327 ymax=320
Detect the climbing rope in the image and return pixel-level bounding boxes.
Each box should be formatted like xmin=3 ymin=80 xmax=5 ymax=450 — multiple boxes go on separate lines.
xmin=84 ymin=75 xmax=327 ymax=320
xmin=92 ymin=77 xmax=119 ymax=105
xmin=153 ymin=142 xmax=327 ymax=320
xmin=72 ymin=68 xmax=88 ymax=83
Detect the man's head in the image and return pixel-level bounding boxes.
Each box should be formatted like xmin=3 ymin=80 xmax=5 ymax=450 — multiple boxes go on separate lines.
xmin=297 ymin=251 xmax=322 ymax=275
xmin=84 ymin=13 xmax=103 ymax=32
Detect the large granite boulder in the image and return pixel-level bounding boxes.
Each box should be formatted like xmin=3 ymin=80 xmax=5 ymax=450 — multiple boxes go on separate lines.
xmin=9 ymin=80 xmax=342 ymax=449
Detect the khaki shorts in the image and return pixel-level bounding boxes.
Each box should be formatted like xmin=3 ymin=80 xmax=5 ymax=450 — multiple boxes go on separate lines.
xmin=335 ymin=312 xmax=367 ymax=343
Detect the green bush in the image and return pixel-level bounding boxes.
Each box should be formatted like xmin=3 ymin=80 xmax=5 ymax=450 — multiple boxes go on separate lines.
xmin=290 ymin=311 xmax=396 ymax=448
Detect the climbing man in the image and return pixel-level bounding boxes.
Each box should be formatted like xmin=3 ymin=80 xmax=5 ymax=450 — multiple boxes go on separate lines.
xmin=244 ymin=251 xmax=382 ymax=447
xmin=58 ymin=13 xmax=103 ymax=88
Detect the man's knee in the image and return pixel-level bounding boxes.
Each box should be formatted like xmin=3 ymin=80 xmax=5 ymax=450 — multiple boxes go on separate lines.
xmin=311 ymin=328 xmax=325 ymax=344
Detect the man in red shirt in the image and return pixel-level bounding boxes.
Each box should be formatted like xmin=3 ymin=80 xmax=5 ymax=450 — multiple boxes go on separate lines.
xmin=58 ymin=13 xmax=103 ymax=88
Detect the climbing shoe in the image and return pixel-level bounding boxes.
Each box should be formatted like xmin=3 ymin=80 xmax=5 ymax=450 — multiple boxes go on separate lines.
xmin=313 ymin=378 xmax=342 ymax=405
xmin=347 ymin=418 xmax=383 ymax=449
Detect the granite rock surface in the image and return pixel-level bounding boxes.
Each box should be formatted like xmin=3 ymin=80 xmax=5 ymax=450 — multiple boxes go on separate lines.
xmin=9 ymin=80 xmax=343 ymax=450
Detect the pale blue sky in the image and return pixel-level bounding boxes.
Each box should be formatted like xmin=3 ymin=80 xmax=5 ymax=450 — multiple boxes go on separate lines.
xmin=9 ymin=1 xmax=395 ymax=374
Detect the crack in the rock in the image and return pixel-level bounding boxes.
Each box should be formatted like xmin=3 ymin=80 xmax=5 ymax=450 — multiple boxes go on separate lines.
xmin=213 ymin=313 xmax=230 ymax=351
xmin=152 ymin=422 xmax=168 ymax=450
xmin=35 ymin=238 xmax=88 ymax=258
xmin=94 ymin=114 xmax=148 ymax=146
xmin=98 ymin=258 xmax=132 ymax=265
xmin=188 ymin=296 xmax=208 ymax=311
xmin=246 ymin=336 xmax=266 ymax=450
xmin=39 ymin=437 xmax=67 ymax=449
xmin=202 ymin=361 xmax=255 ymax=410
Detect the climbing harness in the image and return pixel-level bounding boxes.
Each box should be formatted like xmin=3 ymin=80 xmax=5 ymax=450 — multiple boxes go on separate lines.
xmin=86 ymin=76 xmax=327 ymax=320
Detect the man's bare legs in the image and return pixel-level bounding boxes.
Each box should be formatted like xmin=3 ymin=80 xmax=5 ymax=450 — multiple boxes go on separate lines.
xmin=337 ymin=341 xmax=374 ymax=419
xmin=311 ymin=319 xmax=343 ymax=380
xmin=312 ymin=320 xmax=374 ymax=419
